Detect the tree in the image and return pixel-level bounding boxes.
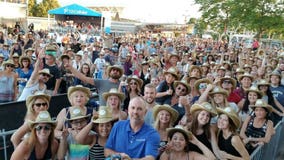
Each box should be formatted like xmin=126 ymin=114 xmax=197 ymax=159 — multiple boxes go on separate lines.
xmin=28 ymin=0 xmax=60 ymax=17
xmin=194 ymin=0 xmax=284 ymax=39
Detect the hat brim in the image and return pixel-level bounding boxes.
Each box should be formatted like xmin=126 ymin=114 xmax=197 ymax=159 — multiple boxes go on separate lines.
xmin=163 ymin=71 xmax=179 ymax=79
xmin=29 ymin=120 xmax=57 ymax=129
xmin=194 ymin=79 xmax=212 ymax=93
xmin=67 ymin=86 xmax=91 ymax=102
xmin=65 ymin=114 xmax=91 ymax=121
xmin=173 ymin=81 xmax=191 ymax=94
xmin=153 ymin=105 xmax=179 ymax=124
xmin=38 ymin=71 xmax=53 ymax=78
xmin=26 ymin=94 xmax=51 ymax=108
xmin=167 ymin=128 xmax=192 ymax=140
xmin=102 ymin=92 xmax=125 ymax=102
xmin=249 ymin=105 xmax=272 ymax=113
xmin=216 ymin=108 xmax=240 ymax=129
xmin=107 ymin=66 xmax=124 ymax=77
xmin=190 ymin=103 xmax=217 ymax=117
xmin=127 ymin=77 xmax=144 ymax=88
xmin=92 ymin=117 xmax=118 ymax=124
xmin=220 ymin=77 xmax=237 ymax=89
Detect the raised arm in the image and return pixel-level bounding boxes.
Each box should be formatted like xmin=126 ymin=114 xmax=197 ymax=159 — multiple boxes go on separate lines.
xmin=190 ymin=134 xmax=216 ymax=160
xmin=65 ymin=61 xmax=95 ymax=86
xmin=10 ymin=122 xmax=30 ymax=148
xmin=75 ymin=121 xmax=94 ymax=145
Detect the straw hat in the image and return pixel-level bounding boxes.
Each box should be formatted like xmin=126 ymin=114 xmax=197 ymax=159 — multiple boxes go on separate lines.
xmin=19 ymin=55 xmax=31 ymax=65
xmin=65 ymin=106 xmax=91 ymax=121
xmin=2 ymin=59 xmax=15 ymax=67
xmin=190 ymin=102 xmax=217 ymax=117
xmin=45 ymin=45 xmax=57 ymax=51
xmin=106 ymin=65 xmax=124 ymax=77
xmin=25 ymin=48 xmax=35 ymax=53
xmin=246 ymin=86 xmax=263 ymax=97
xmin=257 ymin=79 xmax=270 ymax=87
xmin=167 ymin=125 xmax=192 ymax=140
xmin=238 ymin=72 xmax=254 ymax=81
xmin=152 ymin=104 xmax=179 ymax=123
xmin=209 ymin=86 xmax=229 ymax=97
xmin=75 ymin=51 xmax=84 ymax=57
xmin=201 ymin=63 xmax=210 ymax=68
xmin=38 ymin=68 xmax=53 ymax=77
xmin=194 ymin=78 xmax=212 ymax=93
xmin=216 ymin=107 xmax=241 ymax=129
xmin=189 ymin=65 xmax=202 ymax=75
xmin=0 ymin=53 xmax=4 ymax=58
xmin=127 ymin=75 xmax=144 ymax=88
xmin=163 ymin=67 xmax=179 ymax=79
xmin=269 ymin=70 xmax=281 ymax=79
xmin=66 ymin=48 xmax=73 ymax=52
xmin=235 ymin=68 xmax=245 ymax=74
xmin=26 ymin=92 xmax=51 ymax=108
xmin=67 ymin=85 xmax=91 ymax=102
xmin=92 ymin=106 xmax=117 ymax=123
xmin=141 ymin=60 xmax=149 ymax=65
xmin=173 ymin=79 xmax=191 ymax=94
xmin=249 ymin=99 xmax=273 ymax=113
xmin=102 ymin=88 xmax=125 ymax=102
xmin=217 ymin=66 xmax=226 ymax=71
xmin=12 ymin=53 xmax=20 ymax=58
xmin=29 ymin=111 xmax=57 ymax=128
xmin=243 ymin=64 xmax=252 ymax=69
xmin=220 ymin=76 xmax=237 ymax=89
xmin=169 ymin=52 xmax=180 ymax=60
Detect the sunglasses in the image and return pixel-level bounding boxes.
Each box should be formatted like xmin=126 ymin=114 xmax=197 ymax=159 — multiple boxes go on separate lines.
xmin=130 ymin=82 xmax=137 ymax=85
xmin=34 ymin=102 xmax=48 ymax=107
xmin=223 ymin=80 xmax=232 ymax=84
xmin=177 ymin=86 xmax=186 ymax=92
xmin=35 ymin=125 xmax=51 ymax=131
xmin=6 ymin=64 xmax=14 ymax=68
xmin=199 ymin=83 xmax=207 ymax=89
xmin=41 ymin=73 xmax=50 ymax=77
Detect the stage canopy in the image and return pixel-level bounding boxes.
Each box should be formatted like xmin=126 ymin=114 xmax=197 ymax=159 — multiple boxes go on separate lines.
xmin=48 ymin=3 xmax=102 ymax=17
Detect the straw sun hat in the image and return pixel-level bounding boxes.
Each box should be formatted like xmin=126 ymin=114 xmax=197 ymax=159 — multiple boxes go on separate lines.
xmin=38 ymin=68 xmax=53 ymax=77
xmin=106 ymin=65 xmax=124 ymax=77
xmin=26 ymin=92 xmax=51 ymax=108
xmin=217 ymin=107 xmax=241 ymax=129
xmin=102 ymin=88 xmax=125 ymax=102
xmin=249 ymin=99 xmax=273 ymax=113
xmin=190 ymin=102 xmax=217 ymax=117
xmin=167 ymin=125 xmax=192 ymax=140
xmin=65 ymin=106 xmax=91 ymax=121
xmin=29 ymin=111 xmax=57 ymax=128
xmin=127 ymin=75 xmax=144 ymax=88
xmin=92 ymin=106 xmax=117 ymax=123
xmin=152 ymin=104 xmax=179 ymax=124
xmin=67 ymin=85 xmax=91 ymax=102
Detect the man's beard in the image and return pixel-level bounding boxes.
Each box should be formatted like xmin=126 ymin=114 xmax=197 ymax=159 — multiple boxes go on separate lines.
xmin=110 ymin=73 xmax=121 ymax=79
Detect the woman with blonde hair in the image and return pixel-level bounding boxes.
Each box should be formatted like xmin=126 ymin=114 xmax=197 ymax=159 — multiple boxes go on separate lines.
xmin=11 ymin=111 xmax=58 ymax=159
xmin=11 ymin=93 xmax=51 ymax=148
xmin=55 ymin=85 xmax=96 ymax=138
xmin=152 ymin=104 xmax=179 ymax=156
xmin=102 ymin=88 xmax=128 ymax=120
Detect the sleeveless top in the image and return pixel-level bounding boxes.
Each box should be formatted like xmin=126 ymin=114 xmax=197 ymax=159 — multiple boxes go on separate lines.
xmin=0 ymin=76 xmax=15 ymax=102
xmin=169 ymin=152 xmax=189 ymax=160
xmin=244 ymin=116 xmax=268 ymax=153
xmin=89 ymin=134 xmax=105 ymax=160
xmin=18 ymin=81 xmax=46 ymax=101
xmin=67 ymin=133 xmax=89 ymax=160
xmin=28 ymin=141 xmax=52 ymax=160
xmin=188 ymin=132 xmax=212 ymax=154
xmin=218 ymin=131 xmax=241 ymax=157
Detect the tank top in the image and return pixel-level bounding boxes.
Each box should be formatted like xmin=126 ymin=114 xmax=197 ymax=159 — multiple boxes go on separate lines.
xmin=0 ymin=76 xmax=15 ymax=102
xmin=18 ymin=81 xmax=46 ymax=101
xmin=244 ymin=116 xmax=268 ymax=153
xmin=67 ymin=133 xmax=89 ymax=160
xmin=89 ymin=134 xmax=105 ymax=160
xmin=28 ymin=141 xmax=52 ymax=160
xmin=218 ymin=131 xmax=241 ymax=157
xmin=188 ymin=132 xmax=212 ymax=154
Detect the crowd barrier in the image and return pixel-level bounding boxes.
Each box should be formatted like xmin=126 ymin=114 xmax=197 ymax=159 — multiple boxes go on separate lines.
xmin=0 ymin=94 xmax=71 ymax=160
xmin=250 ymin=117 xmax=284 ymax=160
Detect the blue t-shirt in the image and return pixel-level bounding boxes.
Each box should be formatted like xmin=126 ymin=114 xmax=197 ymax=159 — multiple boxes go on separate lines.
xmin=270 ymin=85 xmax=284 ymax=106
xmin=105 ymin=120 xmax=160 ymax=159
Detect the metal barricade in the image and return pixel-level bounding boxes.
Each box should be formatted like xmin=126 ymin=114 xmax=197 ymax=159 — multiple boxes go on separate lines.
xmin=0 ymin=129 xmax=16 ymax=160
xmin=250 ymin=118 xmax=283 ymax=160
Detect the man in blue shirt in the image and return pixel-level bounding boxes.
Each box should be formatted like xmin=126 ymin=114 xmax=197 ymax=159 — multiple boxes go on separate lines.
xmin=105 ymin=97 xmax=160 ymax=160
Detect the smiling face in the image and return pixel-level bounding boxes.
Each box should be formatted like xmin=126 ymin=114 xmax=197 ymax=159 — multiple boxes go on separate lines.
xmin=70 ymin=90 xmax=88 ymax=107
xmin=248 ymin=92 xmax=258 ymax=104
xmin=217 ymin=114 xmax=229 ymax=130
xmin=197 ymin=110 xmax=211 ymax=126
xmin=97 ymin=122 xmax=112 ymax=138
xmin=213 ymin=93 xmax=225 ymax=105
xmin=32 ymin=98 xmax=49 ymax=115
xmin=170 ymin=132 xmax=187 ymax=152
xmin=254 ymin=107 xmax=268 ymax=119
xmin=158 ymin=110 xmax=171 ymax=124
xmin=128 ymin=97 xmax=146 ymax=125
xmin=144 ymin=86 xmax=156 ymax=104
xmin=35 ymin=123 xmax=52 ymax=142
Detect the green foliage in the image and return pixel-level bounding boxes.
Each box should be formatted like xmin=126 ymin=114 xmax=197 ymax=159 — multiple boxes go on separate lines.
xmin=194 ymin=0 xmax=284 ymax=39
xmin=28 ymin=0 xmax=60 ymax=17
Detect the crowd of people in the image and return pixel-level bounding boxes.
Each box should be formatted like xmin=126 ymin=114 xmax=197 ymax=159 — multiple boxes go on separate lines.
xmin=0 ymin=25 xmax=284 ymax=159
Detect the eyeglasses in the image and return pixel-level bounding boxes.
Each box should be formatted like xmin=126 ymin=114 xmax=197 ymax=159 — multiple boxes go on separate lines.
xmin=199 ymin=83 xmax=207 ymax=89
xmin=35 ymin=125 xmax=51 ymax=131
xmin=6 ymin=65 xmax=14 ymax=68
xmin=41 ymin=73 xmax=50 ymax=77
xmin=34 ymin=102 xmax=48 ymax=107
xmin=223 ymin=80 xmax=232 ymax=84
xmin=177 ymin=86 xmax=186 ymax=92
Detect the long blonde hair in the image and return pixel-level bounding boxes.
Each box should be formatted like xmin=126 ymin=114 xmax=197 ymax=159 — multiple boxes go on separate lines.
xmin=26 ymin=97 xmax=50 ymax=121
xmin=153 ymin=111 xmax=174 ymax=130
